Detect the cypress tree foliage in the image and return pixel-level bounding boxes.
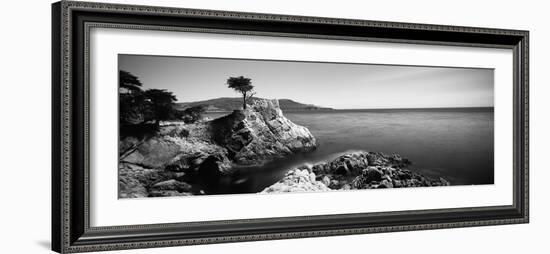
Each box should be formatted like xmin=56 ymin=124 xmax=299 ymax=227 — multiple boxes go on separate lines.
xmin=119 ymin=70 xmax=143 ymax=93
xmin=119 ymin=70 xmax=144 ymax=125
xmin=227 ymin=76 xmax=255 ymax=110
xmin=119 ymin=70 xmax=177 ymax=127
xmin=142 ymin=89 xmax=177 ymax=126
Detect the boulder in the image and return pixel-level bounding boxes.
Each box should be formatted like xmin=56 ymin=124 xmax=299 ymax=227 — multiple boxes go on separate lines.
xmin=323 ymin=152 xmax=369 ymax=175
xmin=321 ymin=176 xmax=331 ymax=186
xmin=365 ymin=152 xmax=389 ymax=166
xmin=149 ymin=190 xmax=193 ymax=197
xmin=150 ymin=179 xmax=193 ymax=192
xmin=363 ymin=167 xmax=383 ymax=182
xmin=351 ymin=174 xmax=369 ymax=189
xmin=261 ymin=169 xmax=330 ymax=193
xmin=120 ymin=137 xmax=181 ymax=168
xmin=439 ymin=177 xmax=451 ymax=186
xmin=379 ymin=179 xmax=394 ymax=188
xmin=396 ymin=170 xmax=413 ymax=180
xmin=118 ymin=176 xmax=148 ymax=198
xmin=119 ymin=124 xmax=232 ymax=175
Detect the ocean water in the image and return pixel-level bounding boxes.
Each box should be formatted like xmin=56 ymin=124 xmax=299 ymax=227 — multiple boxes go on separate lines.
xmin=204 ymin=108 xmax=494 ymax=194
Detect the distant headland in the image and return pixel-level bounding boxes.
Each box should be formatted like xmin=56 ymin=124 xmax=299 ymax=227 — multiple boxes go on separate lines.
xmin=176 ymin=97 xmax=334 ymax=112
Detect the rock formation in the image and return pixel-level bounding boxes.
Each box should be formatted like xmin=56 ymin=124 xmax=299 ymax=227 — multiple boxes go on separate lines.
xmin=261 ymin=169 xmax=330 ymax=193
xmin=118 ymin=99 xmax=318 ymax=198
xmin=218 ymin=99 xmax=317 ymax=165
xmin=262 ymin=151 xmax=450 ymax=193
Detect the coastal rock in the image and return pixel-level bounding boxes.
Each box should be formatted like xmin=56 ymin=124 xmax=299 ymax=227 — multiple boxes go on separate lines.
xmin=118 ymin=162 xmax=182 ymax=198
xmin=120 ymin=137 xmax=181 ymax=168
xmin=166 ymin=137 xmax=232 ymax=174
xmin=148 ymin=179 xmax=194 ymax=197
xmin=120 ymin=133 xmax=232 ymax=175
xmin=286 ymin=151 xmax=450 ymax=192
xmin=439 ymin=177 xmax=451 ymax=186
xmin=326 ymin=152 xmax=369 ymax=176
xmin=118 ymin=98 xmax=319 ymax=197
xmin=363 ymin=167 xmax=383 ymax=182
xmin=120 ymin=99 xmax=316 ymax=172
xmin=365 ymin=152 xmax=411 ymax=168
xmin=260 ymin=149 xmax=444 ymax=193
xmin=261 ymin=169 xmax=330 ymax=193
xmin=119 ymin=176 xmax=148 ymax=198
xmin=149 ymin=190 xmax=193 ymax=197
xmin=220 ymin=99 xmax=317 ymax=165
xmin=118 ymin=162 xmax=198 ymax=198
xmin=379 ymin=179 xmax=393 ymax=188
xmin=150 ymin=179 xmax=193 ymax=192
xmin=321 ymin=175 xmax=331 ymax=186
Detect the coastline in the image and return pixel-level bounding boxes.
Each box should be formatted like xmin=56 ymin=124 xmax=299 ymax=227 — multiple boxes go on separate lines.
xmin=119 ymin=99 xmax=462 ymax=198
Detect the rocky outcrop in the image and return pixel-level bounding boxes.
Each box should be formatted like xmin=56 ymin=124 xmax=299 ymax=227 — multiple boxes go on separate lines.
xmin=261 ymin=169 xmax=330 ymax=193
xmin=217 ymin=99 xmax=317 ymax=165
xmin=118 ymin=99 xmax=318 ymax=198
xmin=118 ymin=162 xmax=192 ymax=198
xmin=262 ymin=151 xmax=450 ymax=193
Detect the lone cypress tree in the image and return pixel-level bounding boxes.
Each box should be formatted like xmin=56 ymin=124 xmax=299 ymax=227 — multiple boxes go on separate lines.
xmin=227 ymin=76 xmax=255 ymax=109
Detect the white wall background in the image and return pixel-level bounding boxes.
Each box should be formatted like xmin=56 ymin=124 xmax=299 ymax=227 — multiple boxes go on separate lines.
xmin=0 ymin=0 xmax=547 ymax=253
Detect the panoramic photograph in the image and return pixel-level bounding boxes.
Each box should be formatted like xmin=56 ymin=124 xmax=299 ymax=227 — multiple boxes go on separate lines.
xmin=118 ymin=54 xmax=494 ymax=198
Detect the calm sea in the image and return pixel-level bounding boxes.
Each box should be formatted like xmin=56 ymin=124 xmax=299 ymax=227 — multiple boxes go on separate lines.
xmin=204 ymin=108 xmax=494 ymax=194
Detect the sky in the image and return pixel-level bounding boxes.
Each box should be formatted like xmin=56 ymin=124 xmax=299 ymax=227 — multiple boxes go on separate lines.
xmin=118 ymin=54 xmax=494 ymax=109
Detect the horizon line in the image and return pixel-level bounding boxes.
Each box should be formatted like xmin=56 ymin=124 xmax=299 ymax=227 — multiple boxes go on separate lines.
xmin=322 ymin=106 xmax=494 ymax=110
xmin=174 ymin=97 xmax=493 ymax=110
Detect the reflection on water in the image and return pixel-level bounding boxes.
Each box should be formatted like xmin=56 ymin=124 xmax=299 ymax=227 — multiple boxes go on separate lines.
xmin=203 ymin=108 xmax=494 ymax=194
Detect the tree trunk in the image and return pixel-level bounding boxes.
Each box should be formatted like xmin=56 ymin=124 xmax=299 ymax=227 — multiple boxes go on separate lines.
xmin=242 ymin=92 xmax=247 ymax=109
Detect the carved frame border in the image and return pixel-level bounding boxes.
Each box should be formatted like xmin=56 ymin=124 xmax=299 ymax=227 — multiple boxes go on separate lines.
xmin=52 ymin=1 xmax=529 ymax=253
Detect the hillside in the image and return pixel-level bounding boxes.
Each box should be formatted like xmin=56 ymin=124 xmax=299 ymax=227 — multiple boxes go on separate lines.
xmin=175 ymin=97 xmax=333 ymax=112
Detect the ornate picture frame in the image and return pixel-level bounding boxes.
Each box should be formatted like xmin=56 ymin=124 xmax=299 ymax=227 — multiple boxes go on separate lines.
xmin=52 ymin=1 xmax=529 ymax=253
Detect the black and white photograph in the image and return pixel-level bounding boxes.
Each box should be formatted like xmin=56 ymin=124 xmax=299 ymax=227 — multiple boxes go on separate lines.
xmin=118 ymin=54 xmax=494 ymax=198
xmin=0 ymin=0 xmax=541 ymax=252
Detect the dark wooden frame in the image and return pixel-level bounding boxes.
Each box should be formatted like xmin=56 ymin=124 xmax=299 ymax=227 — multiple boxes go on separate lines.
xmin=52 ymin=1 xmax=529 ymax=253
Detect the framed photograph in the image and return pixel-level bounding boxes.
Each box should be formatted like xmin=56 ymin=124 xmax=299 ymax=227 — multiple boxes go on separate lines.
xmin=52 ymin=1 xmax=529 ymax=253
